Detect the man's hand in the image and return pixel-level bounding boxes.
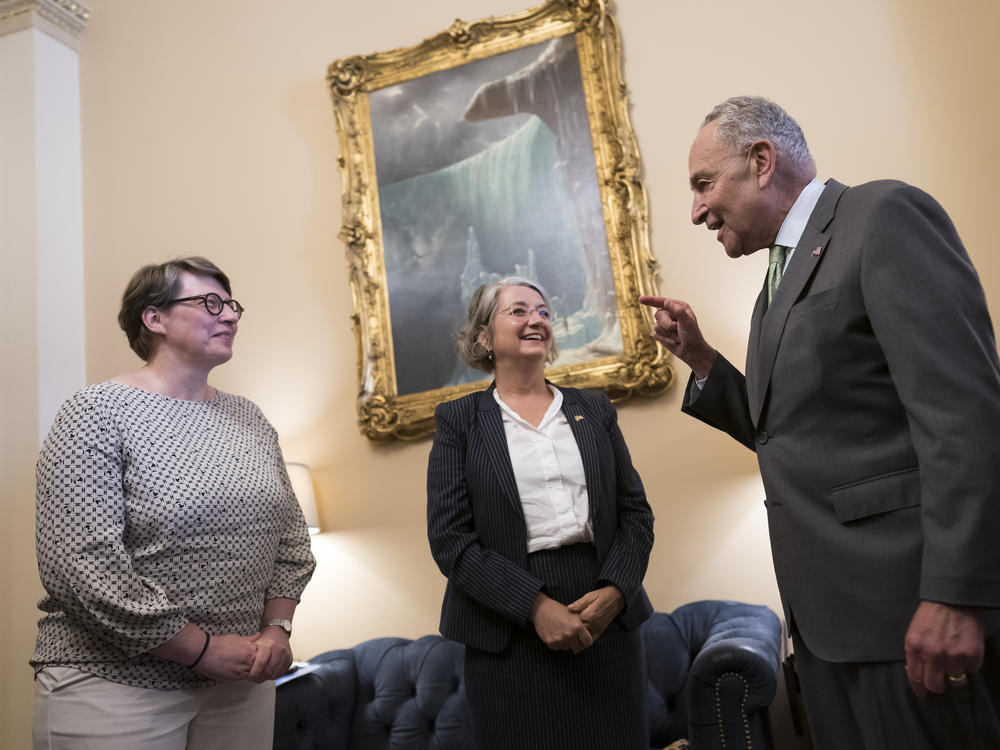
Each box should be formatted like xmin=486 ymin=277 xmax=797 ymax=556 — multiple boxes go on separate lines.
xmin=638 ymin=296 xmax=717 ymax=379
xmin=531 ymin=593 xmax=594 ymax=654
xmin=567 ymin=585 xmax=624 ymax=642
xmin=904 ymin=601 xmax=984 ymax=697
xmin=194 ymin=633 xmax=260 ymax=682
xmin=247 ymin=626 xmax=294 ymax=683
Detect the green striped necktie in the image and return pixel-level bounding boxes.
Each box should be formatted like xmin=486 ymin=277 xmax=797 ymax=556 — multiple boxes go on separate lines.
xmin=767 ymin=244 xmax=788 ymax=305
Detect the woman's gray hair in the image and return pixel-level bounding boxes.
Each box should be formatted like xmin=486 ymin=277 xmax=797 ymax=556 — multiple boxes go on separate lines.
xmin=702 ymin=95 xmax=814 ymax=177
xmin=118 ymin=256 xmax=232 ymax=361
xmin=455 ymin=276 xmax=559 ymax=373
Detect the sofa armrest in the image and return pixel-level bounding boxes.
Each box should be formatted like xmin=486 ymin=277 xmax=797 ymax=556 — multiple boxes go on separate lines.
xmin=273 ymin=649 xmax=358 ymax=750
xmin=689 ymin=636 xmax=781 ymax=713
xmin=674 ymin=601 xmax=782 ymax=750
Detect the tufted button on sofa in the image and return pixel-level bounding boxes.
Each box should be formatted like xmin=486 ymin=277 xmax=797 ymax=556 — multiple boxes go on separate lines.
xmin=273 ymin=600 xmax=782 ymax=750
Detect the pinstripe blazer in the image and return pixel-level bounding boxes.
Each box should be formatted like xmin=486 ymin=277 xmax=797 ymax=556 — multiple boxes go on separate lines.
xmin=427 ymin=383 xmax=654 ymax=653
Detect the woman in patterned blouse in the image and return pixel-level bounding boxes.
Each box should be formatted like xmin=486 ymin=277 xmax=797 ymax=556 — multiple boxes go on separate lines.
xmin=31 ymin=257 xmax=316 ymax=749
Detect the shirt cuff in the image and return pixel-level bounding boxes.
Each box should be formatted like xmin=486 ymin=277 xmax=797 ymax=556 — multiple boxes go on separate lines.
xmin=685 ymin=373 xmax=708 ymax=407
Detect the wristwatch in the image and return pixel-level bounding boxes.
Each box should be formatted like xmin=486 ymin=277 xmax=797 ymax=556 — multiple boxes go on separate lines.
xmin=261 ymin=618 xmax=293 ymax=636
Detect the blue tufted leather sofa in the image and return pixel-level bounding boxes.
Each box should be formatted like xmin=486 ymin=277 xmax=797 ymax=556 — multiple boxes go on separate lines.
xmin=273 ymin=600 xmax=782 ymax=750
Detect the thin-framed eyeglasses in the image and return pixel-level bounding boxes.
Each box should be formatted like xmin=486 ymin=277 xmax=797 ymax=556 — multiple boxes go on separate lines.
xmin=169 ymin=293 xmax=245 ymax=319
xmin=496 ymin=303 xmax=559 ymax=324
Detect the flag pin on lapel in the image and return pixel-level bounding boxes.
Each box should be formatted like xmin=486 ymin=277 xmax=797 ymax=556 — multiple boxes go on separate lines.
xmin=574 ymin=415 xmax=584 ymax=421
xmin=812 ymin=246 xmax=823 ymax=256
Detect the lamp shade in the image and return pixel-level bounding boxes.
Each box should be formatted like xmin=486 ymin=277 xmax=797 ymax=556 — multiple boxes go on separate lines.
xmin=285 ymin=462 xmax=321 ymax=534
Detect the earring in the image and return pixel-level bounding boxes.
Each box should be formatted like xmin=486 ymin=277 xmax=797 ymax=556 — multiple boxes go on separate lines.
xmin=487 ymin=349 xmax=494 ymax=361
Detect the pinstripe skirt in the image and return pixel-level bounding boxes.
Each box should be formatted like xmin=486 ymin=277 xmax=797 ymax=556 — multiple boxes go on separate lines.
xmin=464 ymin=543 xmax=648 ymax=750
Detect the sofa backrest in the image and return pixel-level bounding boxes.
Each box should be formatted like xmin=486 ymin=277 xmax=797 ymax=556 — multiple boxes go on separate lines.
xmin=274 ymin=636 xmax=471 ymax=749
xmin=274 ymin=601 xmax=782 ymax=750
xmin=642 ymin=612 xmax=694 ymax=746
xmin=349 ymin=636 xmax=471 ymax=748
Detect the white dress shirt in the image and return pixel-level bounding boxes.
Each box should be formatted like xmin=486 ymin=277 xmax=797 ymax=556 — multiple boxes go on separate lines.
xmin=494 ymin=386 xmax=594 ymax=553
xmin=774 ymin=176 xmax=826 ymax=269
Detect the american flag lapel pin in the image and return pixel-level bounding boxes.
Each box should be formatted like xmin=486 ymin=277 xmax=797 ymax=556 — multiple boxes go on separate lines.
xmin=812 ymin=246 xmax=823 ymax=257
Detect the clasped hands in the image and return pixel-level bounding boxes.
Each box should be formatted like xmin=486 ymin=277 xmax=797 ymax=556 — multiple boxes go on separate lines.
xmin=531 ymin=585 xmax=624 ymax=654
xmin=193 ymin=627 xmax=293 ymax=684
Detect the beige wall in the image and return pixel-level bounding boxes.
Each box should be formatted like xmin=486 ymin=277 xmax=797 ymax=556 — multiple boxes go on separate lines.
xmin=4 ymin=0 xmax=998 ymax=746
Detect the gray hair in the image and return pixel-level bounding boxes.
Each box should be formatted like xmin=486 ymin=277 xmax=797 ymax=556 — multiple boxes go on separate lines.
xmin=702 ymin=96 xmax=814 ymax=176
xmin=118 ymin=256 xmax=232 ymax=361
xmin=455 ymin=276 xmax=558 ymax=373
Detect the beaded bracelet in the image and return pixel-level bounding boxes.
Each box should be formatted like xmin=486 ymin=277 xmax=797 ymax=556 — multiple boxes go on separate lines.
xmin=188 ymin=631 xmax=211 ymax=669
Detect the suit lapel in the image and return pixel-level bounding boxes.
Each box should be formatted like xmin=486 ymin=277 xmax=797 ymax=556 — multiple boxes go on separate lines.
xmin=746 ymin=280 xmax=768 ymax=418
xmin=476 ymin=386 xmax=522 ymax=514
xmin=561 ymin=388 xmax=602 ymax=519
xmin=748 ymin=180 xmax=848 ymax=425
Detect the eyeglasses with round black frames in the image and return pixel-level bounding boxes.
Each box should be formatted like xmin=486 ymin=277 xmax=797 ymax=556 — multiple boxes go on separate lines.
xmin=496 ymin=303 xmax=559 ymax=324
xmin=169 ymin=293 xmax=245 ymax=319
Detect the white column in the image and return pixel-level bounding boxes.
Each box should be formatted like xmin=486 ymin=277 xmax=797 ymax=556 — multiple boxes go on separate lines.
xmin=1 ymin=0 xmax=89 ymax=432
xmin=0 ymin=2 xmax=89 ymax=746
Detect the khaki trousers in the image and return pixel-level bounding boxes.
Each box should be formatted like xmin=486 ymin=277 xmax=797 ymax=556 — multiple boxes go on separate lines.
xmin=32 ymin=666 xmax=276 ymax=750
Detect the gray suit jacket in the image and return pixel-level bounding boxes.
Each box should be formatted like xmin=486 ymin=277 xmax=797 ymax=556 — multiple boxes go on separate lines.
xmin=684 ymin=179 xmax=1000 ymax=661
xmin=427 ymin=384 xmax=654 ymax=653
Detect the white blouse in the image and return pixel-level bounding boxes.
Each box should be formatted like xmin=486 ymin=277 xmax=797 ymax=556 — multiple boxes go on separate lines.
xmin=494 ymin=386 xmax=594 ymax=553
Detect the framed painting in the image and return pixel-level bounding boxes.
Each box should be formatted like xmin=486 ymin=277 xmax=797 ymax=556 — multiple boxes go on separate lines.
xmin=327 ymin=0 xmax=672 ymax=440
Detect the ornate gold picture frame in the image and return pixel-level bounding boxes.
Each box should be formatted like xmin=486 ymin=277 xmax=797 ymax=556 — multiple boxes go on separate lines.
xmin=327 ymin=0 xmax=671 ymax=440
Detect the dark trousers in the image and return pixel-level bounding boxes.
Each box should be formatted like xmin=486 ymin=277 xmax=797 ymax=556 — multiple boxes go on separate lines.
xmin=793 ymin=630 xmax=1000 ymax=750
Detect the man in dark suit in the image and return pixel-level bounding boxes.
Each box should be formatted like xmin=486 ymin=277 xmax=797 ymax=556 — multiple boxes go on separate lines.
xmin=641 ymin=95 xmax=1000 ymax=749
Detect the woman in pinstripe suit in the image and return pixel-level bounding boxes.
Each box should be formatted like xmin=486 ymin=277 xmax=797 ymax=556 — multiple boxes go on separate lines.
xmin=427 ymin=277 xmax=655 ymax=749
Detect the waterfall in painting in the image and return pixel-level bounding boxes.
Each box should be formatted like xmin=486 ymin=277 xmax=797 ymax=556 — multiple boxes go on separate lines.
xmin=372 ymin=37 xmax=622 ymax=396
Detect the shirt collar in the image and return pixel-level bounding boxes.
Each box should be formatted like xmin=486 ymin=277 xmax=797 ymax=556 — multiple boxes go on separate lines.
xmin=774 ymin=177 xmax=825 ymax=250
xmin=493 ymin=384 xmax=563 ymax=429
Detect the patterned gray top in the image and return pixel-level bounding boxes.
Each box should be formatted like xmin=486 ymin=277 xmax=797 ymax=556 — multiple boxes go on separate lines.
xmin=31 ymin=381 xmax=317 ymax=689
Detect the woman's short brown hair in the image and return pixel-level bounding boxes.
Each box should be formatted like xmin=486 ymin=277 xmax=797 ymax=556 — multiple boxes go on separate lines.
xmin=118 ymin=256 xmax=231 ymax=361
xmin=455 ymin=276 xmax=558 ymax=373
